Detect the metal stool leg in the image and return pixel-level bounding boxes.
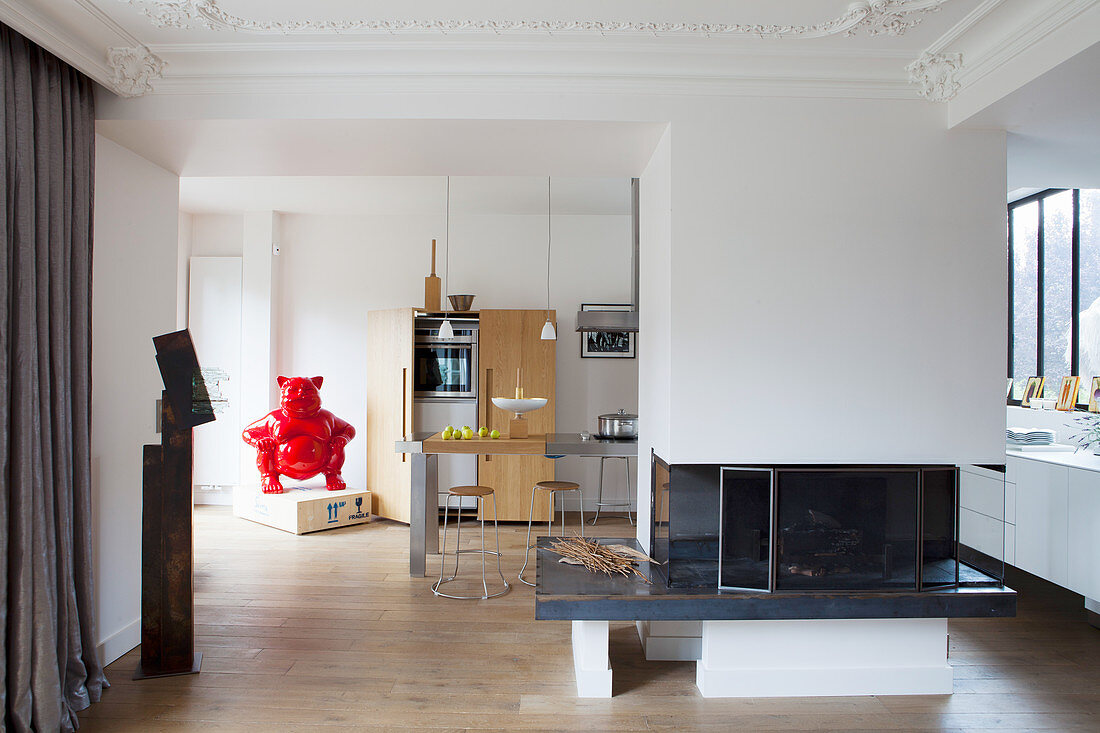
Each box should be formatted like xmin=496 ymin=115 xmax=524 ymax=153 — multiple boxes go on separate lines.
xmin=491 ymin=493 xmax=508 ymax=591
xmin=518 ymin=484 xmax=539 ymax=586
xmin=590 ymin=457 xmax=607 ymax=525
xmin=626 ymin=458 xmax=634 ymax=526
xmin=590 ymin=456 xmax=633 ymax=526
xmin=479 ymin=496 xmax=488 ymax=598
xmin=576 ymin=489 xmax=586 ymax=535
xmin=448 ymin=493 xmax=463 ymax=581
xmin=434 ymin=494 xmax=451 ymax=590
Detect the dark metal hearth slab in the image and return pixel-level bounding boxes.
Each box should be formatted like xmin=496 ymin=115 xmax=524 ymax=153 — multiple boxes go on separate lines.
xmin=534 ymin=538 xmax=1017 ymax=622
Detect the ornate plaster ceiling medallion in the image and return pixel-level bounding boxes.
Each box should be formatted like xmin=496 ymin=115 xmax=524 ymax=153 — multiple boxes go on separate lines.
xmin=106 ymin=46 xmax=167 ymax=97
xmin=122 ymin=0 xmax=950 ymax=38
xmin=906 ymin=51 xmax=962 ymax=101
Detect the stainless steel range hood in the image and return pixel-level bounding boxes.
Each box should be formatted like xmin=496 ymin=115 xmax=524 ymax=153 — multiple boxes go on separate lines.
xmin=576 ymin=178 xmax=640 ymax=334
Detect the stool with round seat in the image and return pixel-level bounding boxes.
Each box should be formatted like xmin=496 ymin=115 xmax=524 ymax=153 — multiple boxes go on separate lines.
xmin=518 ymin=480 xmax=584 ymax=587
xmin=433 ymin=485 xmax=509 ymax=600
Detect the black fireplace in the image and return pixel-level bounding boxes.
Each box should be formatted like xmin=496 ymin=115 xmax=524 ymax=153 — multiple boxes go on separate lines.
xmin=651 ymin=454 xmax=1001 ymax=592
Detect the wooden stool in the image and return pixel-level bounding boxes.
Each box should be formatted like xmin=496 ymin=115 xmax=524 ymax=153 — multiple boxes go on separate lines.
xmin=433 ymin=486 xmax=510 ymax=600
xmin=519 ymin=480 xmax=585 ymax=587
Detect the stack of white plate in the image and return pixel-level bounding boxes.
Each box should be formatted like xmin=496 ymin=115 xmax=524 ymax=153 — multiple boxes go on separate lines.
xmin=1006 ymin=427 xmax=1056 ymax=446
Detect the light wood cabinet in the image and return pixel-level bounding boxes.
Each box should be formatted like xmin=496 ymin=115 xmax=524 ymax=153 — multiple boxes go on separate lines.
xmin=366 ymin=307 xmax=415 ymax=522
xmin=477 ymin=309 xmax=556 ymax=521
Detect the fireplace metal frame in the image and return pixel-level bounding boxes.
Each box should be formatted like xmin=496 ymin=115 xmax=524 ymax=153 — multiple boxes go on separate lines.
xmin=716 ymin=465 xmax=964 ymax=594
xmin=717 ymin=467 xmax=775 ymax=592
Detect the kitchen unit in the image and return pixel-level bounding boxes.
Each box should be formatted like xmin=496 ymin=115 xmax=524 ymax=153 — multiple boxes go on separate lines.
xmin=367 ymin=307 xmax=556 ymax=524
xmin=960 ymin=453 xmax=1100 ymax=624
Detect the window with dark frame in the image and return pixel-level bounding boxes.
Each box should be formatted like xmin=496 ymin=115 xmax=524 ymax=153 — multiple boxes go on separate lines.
xmin=1008 ymin=189 xmax=1100 ymax=406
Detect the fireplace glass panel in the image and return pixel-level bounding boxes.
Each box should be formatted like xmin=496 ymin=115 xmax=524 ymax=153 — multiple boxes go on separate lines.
xmin=666 ymin=464 xmax=721 ymax=587
xmin=719 ymin=468 xmax=773 ymax=591
xmin=650 ymin=456 xmax=670 ymax=572
xmin=775 ymin=469 xmax=919 ymax=591
xmin=920 ymin=468 xmax=958 ymax=589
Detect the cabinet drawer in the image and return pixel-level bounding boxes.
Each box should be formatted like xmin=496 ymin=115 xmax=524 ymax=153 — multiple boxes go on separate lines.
xmin=1005 ymin=456 xmax=1020 ymax=485
xmin=959 ymin=507 xmax=1004 ymax=561
xmin=1004 ymin=524 xmax=1015 ymax=566
xmin=960 ymin=469 xmax=1005 ymax=521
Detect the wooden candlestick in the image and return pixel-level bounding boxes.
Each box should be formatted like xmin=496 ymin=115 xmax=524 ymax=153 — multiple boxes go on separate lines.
xmin=424 ymin=239 xmax=441 ymax=311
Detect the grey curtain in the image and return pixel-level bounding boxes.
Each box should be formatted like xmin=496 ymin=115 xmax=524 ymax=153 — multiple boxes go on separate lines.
xmin=1 ymin=23 xmax=106 ymax=732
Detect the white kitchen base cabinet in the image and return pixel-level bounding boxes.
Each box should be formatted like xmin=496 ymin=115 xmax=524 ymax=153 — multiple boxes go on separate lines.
xmin=1013 ymin=460 xmax=1070 ymax=587
xmin=1000 ymin=452 xmax=1100 ymax=619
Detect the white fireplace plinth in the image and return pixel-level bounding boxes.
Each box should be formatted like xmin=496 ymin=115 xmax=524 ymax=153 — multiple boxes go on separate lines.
xmin=695 ymin=617 xmax=952 ymax=697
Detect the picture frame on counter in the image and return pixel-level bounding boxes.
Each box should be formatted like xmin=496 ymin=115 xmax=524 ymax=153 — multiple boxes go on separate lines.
xmin=1021 ymin=376 xmax=1045 ymax=407
xmin=1056 ymin=376 xmax=1080 ymax=411
xmin=1089 ymin=377 xmax=1100 ymax=413
xmin=580 ymin=304 xmax=636 ymax=359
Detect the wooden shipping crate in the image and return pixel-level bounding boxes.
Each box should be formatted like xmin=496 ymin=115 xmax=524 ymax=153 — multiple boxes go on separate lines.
xmin=233 ymin=485 xmax=372 ymax=535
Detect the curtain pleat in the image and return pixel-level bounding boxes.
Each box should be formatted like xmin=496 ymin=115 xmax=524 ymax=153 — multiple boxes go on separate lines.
xmin=1 ymin=23 xmax=106 ymax=732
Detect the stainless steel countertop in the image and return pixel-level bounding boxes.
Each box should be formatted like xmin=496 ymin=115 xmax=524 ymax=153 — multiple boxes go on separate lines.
xmin=395 ymin=432 xmax=638 ymax=457
xmin=545 ymin=433 xmax=638 ymax=456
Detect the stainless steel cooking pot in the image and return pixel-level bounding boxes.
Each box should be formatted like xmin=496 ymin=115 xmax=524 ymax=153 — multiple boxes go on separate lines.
xmin=597 ymin=409 xmax=638 ymax=439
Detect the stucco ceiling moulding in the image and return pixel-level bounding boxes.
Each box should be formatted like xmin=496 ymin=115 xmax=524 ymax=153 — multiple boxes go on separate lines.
xmin=122 ymin=0 xmax=951 ymax=38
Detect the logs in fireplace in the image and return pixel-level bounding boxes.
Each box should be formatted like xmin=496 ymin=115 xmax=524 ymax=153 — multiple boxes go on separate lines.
xmin=650 ymin=457 xmax=1000 ymax=592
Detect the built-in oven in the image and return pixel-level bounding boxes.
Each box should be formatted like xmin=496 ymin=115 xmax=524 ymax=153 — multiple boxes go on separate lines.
xmin=413 ymin=320 xmax=478 ymax=400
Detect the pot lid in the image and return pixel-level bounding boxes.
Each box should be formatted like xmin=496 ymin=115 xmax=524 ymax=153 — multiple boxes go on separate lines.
xmin=599 ymin=409 xmax=637 ymax=420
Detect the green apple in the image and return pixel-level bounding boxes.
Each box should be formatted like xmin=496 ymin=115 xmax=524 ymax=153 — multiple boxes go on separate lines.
xmin=490 ymin=429 xmax=500 ymax=439
xmin=478 ymin=426 xmax=488 ymax=437
xmin=441 ymin=430 xmax=452 ymax=440
xmin=462 ymin=427 xmax=474 ymax=440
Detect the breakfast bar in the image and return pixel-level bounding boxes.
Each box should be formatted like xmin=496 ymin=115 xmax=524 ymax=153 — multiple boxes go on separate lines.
xmin=395 ymin=432 xmax=638 ymax=576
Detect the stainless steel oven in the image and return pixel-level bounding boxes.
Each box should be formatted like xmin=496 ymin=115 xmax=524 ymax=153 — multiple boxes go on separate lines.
xmin=413 ymin=320 xmax=478 ymax=400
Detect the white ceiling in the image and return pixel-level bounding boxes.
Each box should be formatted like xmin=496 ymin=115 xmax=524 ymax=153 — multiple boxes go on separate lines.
xmin=963 ymin=41 xmax=1100 ymax=190
xmin=4 ymin=0 xmax=1040 ymax=101
xmin=94 ymin=119 xmax=668 ymax=177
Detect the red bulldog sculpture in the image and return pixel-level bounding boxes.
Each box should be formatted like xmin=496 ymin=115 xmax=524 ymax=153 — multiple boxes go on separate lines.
xmin=242 ymin=376 xmax=355 ymax=494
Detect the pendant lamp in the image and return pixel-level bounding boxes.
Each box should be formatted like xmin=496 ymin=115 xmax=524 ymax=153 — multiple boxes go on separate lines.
xmin=439 ymin=176 xmax=455 ymax=339
xmin=541 ymin=176 xmax=557 ymax=341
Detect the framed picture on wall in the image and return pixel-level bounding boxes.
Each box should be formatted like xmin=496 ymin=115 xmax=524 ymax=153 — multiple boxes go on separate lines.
xmin=1022 ymin=376 xmax=1045 ymax=407
xmin=1056 ymin=376 xmax=1080 ymax=411
xmin=580 ymin=304 xmax=636 ymax=359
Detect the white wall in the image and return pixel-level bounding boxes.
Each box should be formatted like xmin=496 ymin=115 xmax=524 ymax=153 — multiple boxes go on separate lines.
xmin=666 ymin=98 xmax=1007 ymax=466
xmin=91 ymin=135 xmax=180 ymax=664
xmin=637 ymin=129 xmax=672 ymax=551
xmin=264 ymin=176 xmax=637 ymax=503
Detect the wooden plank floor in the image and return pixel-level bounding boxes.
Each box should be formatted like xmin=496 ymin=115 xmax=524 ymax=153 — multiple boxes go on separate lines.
xmin=79 ymin=506 xmax=1100 ymax=732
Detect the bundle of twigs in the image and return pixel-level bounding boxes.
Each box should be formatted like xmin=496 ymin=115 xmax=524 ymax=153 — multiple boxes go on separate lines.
xmin=547 ymin=536 xmax=653 ymax=583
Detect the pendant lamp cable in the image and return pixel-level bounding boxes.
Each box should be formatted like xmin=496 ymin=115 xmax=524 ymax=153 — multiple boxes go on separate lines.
xmin=546 ymin=176 xmax=551 ymax=318
xmin=541 ymin=176 xmax=557 ymax=340
xmin=440 ymin=176 xmax=454 ymax=339
xmin=446 ymin=175 xmax=450 ymax=303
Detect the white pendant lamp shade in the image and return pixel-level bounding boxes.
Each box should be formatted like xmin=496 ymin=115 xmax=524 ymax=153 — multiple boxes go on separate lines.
xmin=438 ymin=318 xmax=455 ymax=339
xmin=541 ymin=176 xmax=557 ymax=341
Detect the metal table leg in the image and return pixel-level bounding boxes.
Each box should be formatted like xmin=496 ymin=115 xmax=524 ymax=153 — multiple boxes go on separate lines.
xmin=410 ymin=453 xmax=439 ymax=577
